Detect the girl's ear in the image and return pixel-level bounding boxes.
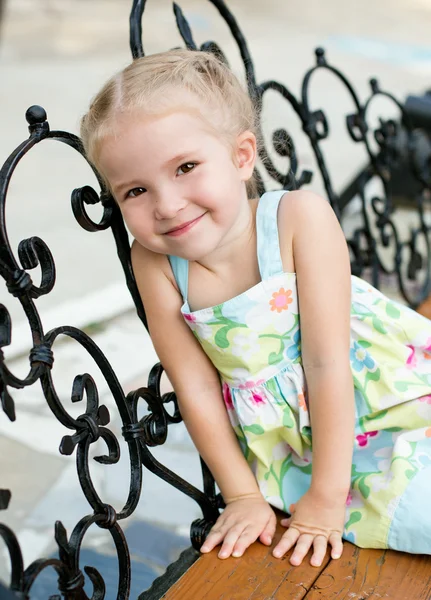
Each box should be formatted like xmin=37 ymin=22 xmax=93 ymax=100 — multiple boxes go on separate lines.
xmin=236 ymin=130 xmax=257 ymax=182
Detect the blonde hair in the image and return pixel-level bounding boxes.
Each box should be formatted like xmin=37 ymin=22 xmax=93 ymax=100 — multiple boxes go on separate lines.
xmin=80 ymin=49 xmax=260 ymax=197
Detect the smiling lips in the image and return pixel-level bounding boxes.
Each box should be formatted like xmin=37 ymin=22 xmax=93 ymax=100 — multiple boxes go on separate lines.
xmin=164 ymin=213 xmax=206 ymax=237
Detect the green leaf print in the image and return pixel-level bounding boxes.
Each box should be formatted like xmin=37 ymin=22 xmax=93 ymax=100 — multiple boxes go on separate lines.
xmin=243 ymin=424 xmax=265 ymax=435
xmin=365 ymin=367 xmax=381 ymax=384
xmin=357 ymin=340 xmax=372 ymax=348
xmin=365 ymin=409 xmax=388 ymax=422
xmin=405 ymin=469 xmax=416 ymax=480
xmin=269 ymin=348 xmax=284 ymax=366
xmin=297 ymin=462 xmax=313 ymax=475
xmin=210 ymin=306 xmax=247 ymax=348
xmin=301 ymin=428 xmax=312 ymax=446
xmin=358 ymin=477 xmax=371 ymax=499
xmin=212 ymin=305 xmax=226 ymax=322
xmin=282 ymin=407 xmax=295 ymax=428
xmin=394 ymin=381 xmax=409 ymax=392
xmin=266 ymin=378 xmax=280 ymax=401
xmin=358 ymin=410 xmax=388 ymax=433
xmin=386 ymin=303 xmax=401 ymax=319
xmin=345 ymin=511 xmax=362 ymax=531
xmin=214 ymin=326 xmax=230 ymax=349
xmin=372 ymin=317 xmax=387 ymax=334
xmin=385 ymin=427 xmax=403 ymax=432
xmin=280 ymin=455 xmax=293 ymax=483
xmin=394 ymin=374 xmax=431 ymax=392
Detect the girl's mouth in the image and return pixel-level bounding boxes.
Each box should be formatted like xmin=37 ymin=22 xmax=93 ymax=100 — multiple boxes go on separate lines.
xmin=164 ymin=213 xmax=206 ymax=237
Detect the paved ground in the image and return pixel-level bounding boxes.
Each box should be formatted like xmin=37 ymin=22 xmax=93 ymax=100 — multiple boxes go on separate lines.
xmin=1 ymin=0 xmax=430 ymax=595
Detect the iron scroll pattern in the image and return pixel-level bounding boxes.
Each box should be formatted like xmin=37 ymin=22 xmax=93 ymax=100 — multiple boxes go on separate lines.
xmin=131 ymin=0 xmax=431 ymax=307
xmin=0 ymin=0 xmax=430 ymax=598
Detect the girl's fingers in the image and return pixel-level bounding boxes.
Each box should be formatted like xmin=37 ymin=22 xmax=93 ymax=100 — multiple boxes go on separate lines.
xmin=200 ymin=524 xmax=227 ymax=553
xmin=218 ymin=526 xmax=247 ymax=559
xmin=310 ymin=535 xmax=328 ymax=567
xmin=259 ymin=515 xmax=277 ymax=546
xmin=289 ymin=533 xmax=314 ymax=566
xmin=232 ymin=526 xmax=259 ymax=557
xmin=272 ymin=526 xmax=300 ymax=558
xmin=329 ymin=532 xmax=343 ymax=560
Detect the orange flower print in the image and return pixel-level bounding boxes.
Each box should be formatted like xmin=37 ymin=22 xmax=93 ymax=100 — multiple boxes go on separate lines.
xmin=269 ymin=288 xmax=293 ymax=313
xmin=298 ymin=392 xmax=307 ymax=411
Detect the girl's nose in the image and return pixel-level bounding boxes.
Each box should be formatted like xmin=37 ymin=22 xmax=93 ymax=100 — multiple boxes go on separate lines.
xmin=154 ymin=190 xmax=187 ymax=220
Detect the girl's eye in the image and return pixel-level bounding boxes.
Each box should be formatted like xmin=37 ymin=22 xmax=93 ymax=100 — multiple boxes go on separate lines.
xmin=126 ymin=187 xmax=146 ymax=199
xmin=177 ymin=162 xmax=196 ymax=176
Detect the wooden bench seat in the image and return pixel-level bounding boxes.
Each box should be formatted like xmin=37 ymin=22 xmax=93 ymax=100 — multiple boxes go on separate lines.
xmin=418 ymin=293 xmax=431 ymax=320
xmin=162 ymin=514 xmax=431 ymax=599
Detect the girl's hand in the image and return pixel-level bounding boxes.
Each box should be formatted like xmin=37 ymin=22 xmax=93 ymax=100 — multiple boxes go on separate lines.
xmin=273 ymin=489 xmax=346 ymax=567
xmin=200 ymin=494 xmax=277 ymax=559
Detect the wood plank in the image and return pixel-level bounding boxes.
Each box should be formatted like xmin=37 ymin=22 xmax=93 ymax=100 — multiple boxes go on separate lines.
xmin=162 ymin=517 xmax=330 ymax=600
xmin=417 ymin=293 xmax=431 ymax=320
xmin=304 ymin=542 xmax=431 ymax=599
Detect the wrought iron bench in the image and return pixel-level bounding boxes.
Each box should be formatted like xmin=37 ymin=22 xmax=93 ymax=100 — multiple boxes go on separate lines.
xmin=1 ymin=0 xmax=431 ymax=598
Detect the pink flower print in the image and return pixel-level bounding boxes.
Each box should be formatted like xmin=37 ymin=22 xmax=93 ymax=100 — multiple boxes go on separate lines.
xmin=419 ymin=394 xmax=431 ymax=404
xmin=222 ymin=382 xmax=233 ymax=410
xmin=406 ymin=344 xmax=417 ymax=369
xmin=183 ymin=313 xmax=196 ymax=322
xmin=346 ymin=491 xmax=353 ymax=506
xmin=238 ymin=379 xmax=265 ymax=390
xmin=356 ymin=430 xmax=378 ymax=448
xmin=252 ymin=393 xmax=265 ymax=405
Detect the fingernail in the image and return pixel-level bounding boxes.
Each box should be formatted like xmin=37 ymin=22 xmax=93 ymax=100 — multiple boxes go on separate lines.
xmin=201 ymin=546 xmax=208 ymax=552
xmin=332 ymin=553 xmax=341 ymax=559
xmin=273 ymin=550 xmax=282 ymax=558
xmin=232 ymin=550 xmax=241 ymax=558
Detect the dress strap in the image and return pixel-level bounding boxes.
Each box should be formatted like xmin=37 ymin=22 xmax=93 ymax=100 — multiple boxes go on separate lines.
xmin=256 ymin=190 xmax=287 ymax=279
xmin=168 ymin=255 xmax=189 ymax=303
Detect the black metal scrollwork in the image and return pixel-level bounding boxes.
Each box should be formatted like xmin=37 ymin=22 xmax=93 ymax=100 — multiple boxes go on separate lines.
xmin=1 ymin=1 xmax=430 ymax=598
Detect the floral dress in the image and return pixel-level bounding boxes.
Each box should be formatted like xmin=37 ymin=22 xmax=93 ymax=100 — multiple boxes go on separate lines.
xmin=168 ymin=190 xmax=431 ymax=553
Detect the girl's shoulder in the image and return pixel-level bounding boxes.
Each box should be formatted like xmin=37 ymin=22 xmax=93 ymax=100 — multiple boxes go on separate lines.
xmin=276 ymin=190 xmax=334 ymax=273
xmin=277 ymin=189 xmax=332 ymax=226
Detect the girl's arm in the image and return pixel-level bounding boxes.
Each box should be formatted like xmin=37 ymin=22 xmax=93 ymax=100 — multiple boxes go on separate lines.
xmin=131 ymin=242 xmax=276 ymax=557
xmin=276 ymin=190 xmax=355 ymax=565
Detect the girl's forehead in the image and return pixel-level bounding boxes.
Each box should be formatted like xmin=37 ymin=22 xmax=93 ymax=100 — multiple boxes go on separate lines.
xmin=106 ymin=108 xmax=224 ymax=156
xmin=97 ymin=107 xmax=229 ymax=182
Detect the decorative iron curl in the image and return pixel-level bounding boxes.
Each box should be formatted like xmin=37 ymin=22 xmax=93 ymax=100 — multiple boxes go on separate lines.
xmin=1 ymin=2 xmax=431 ymax=599
xmin=131 ymin=0 xmax=431 ymax=304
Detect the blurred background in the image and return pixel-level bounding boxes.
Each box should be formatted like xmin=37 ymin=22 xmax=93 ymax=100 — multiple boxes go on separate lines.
xmin=0 ymin=0 xmax=430 ymax=596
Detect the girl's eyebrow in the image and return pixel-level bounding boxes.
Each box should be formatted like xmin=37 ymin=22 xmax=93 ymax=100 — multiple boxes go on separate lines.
xmin=163 ymin=150 xmax=196 ymax=166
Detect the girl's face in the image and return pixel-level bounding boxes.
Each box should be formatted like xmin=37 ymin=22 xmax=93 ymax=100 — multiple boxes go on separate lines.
xmin=97 ymin=106 xmax=256 ymax=261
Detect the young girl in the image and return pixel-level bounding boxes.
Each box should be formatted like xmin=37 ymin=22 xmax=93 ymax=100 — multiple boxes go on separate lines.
xmin=81 ymin=49 xmax=431 ymax=567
